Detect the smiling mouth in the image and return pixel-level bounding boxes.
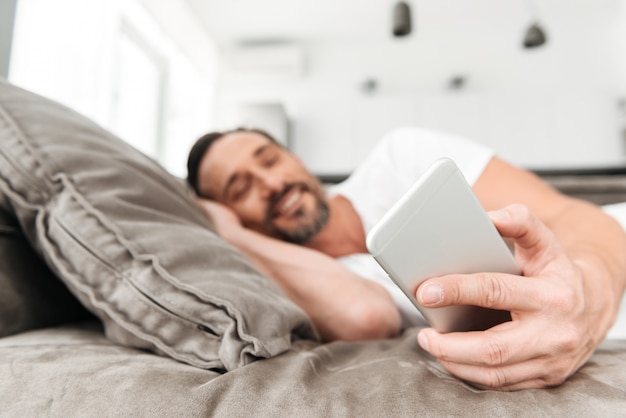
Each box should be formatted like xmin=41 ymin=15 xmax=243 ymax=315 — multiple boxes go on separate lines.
xmin=279 ymin=190 xmax=301 ymax=215
xmin=271 ymin=185 xmax=306 ymax=219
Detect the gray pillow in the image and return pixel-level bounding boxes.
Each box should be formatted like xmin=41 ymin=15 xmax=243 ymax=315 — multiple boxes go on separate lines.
xmin=0 ymin=79 xmax=317 ymax=371
xmin=0 ymin=199 xmax=93 ymax=337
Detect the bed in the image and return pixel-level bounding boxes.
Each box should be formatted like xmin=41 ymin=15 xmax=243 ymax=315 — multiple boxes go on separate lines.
xmin=1 ymin=79 xmax=625 ymax=416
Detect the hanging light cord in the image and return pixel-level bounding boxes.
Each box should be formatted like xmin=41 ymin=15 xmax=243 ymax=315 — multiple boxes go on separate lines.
xmin=524 ymin=0 xmax=542 ymax=23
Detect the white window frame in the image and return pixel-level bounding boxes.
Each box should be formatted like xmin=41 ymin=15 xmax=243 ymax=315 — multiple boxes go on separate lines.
xmin=110 ymin=19 xmax=169 ymax=161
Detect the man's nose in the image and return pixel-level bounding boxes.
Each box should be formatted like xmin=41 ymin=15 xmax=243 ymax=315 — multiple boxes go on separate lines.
xmin=256 ymin=170 xmax=284 ymax=196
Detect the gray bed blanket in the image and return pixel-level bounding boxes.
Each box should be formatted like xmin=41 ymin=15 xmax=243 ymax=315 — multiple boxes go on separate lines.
xmin=1 ymin=322 xmax=624 ymax=417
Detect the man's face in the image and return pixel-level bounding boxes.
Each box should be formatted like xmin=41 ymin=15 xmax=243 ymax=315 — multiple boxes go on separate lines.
xmin=197 ymin=131 xmax=329 ymax=244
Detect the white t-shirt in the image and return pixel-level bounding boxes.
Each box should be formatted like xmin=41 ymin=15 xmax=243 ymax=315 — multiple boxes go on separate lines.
xmin=328 ymin=126 xmax=626 ymax=339
xmin=327 ymin=126 xmax=494 ymax=328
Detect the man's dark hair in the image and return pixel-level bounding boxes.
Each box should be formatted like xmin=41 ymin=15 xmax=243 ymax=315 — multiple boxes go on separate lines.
xmin=186 ymin=128 xmax=278 ymax=196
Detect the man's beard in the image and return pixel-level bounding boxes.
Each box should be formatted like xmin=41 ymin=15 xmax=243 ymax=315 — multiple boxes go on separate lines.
xmin=264 ymin=182 xmax=330 ymax=245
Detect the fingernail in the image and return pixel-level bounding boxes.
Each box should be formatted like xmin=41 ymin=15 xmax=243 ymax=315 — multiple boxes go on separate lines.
xmin=488 ymin=209 xmax=509 ymax=222
xmin=418 ymin=283 xmax=443 ymax=305
xmin=417 ymin=331 xmax=430 ymax=352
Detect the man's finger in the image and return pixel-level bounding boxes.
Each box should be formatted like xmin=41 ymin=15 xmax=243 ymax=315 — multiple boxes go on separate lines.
xmin=417 ymin=323 xmax=545 ymax=368
xmin=419 ymin=322 xmax=581 ymax=390
xmin=488 ymin=204 xmax=566 ymax=273
xmin=437 ymin=354 xmax=572 ymax=390
xmin=488 ymin=204 xmax=548 ymax=246
xmin=416 ymin=272 xmax=549 ymax=312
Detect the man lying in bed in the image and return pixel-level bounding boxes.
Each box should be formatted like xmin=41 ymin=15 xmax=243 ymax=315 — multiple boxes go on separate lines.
xmin=186 ymin=126 xmax=626 ymax=391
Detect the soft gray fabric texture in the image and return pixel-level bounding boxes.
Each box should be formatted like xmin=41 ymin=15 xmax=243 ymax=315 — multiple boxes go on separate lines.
xmin=0 ymin=197 xmax=92 ymax=337
xmin=0 ymin=80 xmax=316 ymax=371
xmin=1 ymin=324 xmax=624 ymax=417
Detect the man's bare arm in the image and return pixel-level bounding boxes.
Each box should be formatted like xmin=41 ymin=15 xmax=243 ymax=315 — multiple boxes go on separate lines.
xmin=195 ymin=198 xmax=401 ymax=342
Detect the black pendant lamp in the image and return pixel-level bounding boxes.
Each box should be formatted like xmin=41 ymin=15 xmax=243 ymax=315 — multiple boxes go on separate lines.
xmin=393 ymin=1 xmax=412 ymax=37
xmin=522 ymin=0 xmax=547 ymax=48
xmin=523 ymin=23 xmax=547 ymax=48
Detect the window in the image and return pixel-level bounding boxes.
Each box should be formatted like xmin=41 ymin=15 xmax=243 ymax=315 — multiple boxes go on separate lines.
xmin=9 ymin=0 xmax=216 ymax=177
xmin=110 ymin=23 xmax=166 ymax=160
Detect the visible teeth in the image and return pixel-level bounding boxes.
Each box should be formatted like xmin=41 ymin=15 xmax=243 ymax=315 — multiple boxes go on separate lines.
xmin=280 ymin=191 xmax=300 ymax=214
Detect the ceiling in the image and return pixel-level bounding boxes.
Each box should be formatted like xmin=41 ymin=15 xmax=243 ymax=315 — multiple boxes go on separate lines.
xmin=183 ymin=0 xmax=621 ymax=46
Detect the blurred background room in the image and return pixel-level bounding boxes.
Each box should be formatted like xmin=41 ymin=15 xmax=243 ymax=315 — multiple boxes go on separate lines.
xmin=1 ymin=0 xmax=625 ymax=178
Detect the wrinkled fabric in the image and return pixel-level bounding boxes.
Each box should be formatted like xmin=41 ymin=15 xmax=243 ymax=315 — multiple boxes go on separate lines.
xmin=0 ymin=79 xmax=317 ymax=371
xmin=1 ymin=324 xmax=624 ymax=417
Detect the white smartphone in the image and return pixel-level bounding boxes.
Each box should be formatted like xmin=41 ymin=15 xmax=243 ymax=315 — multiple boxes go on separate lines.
xmin=366 ymin=157 xmax=520 ymax=333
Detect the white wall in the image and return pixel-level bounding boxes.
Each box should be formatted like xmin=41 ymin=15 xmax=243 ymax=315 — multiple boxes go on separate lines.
xmin=216 ymin=2 xmax=626 ymax=174
xmin=0 ymin=0 xmax=17 ymax=78
xmin=620 ymin=1 xmax=626 ymax=142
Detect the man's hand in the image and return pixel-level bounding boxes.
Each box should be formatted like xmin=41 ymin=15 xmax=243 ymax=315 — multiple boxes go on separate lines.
xmin=194 ymin=197 xmax=243 ymax=239
xmin=415 ymin=204 xmax=608 ymax=391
